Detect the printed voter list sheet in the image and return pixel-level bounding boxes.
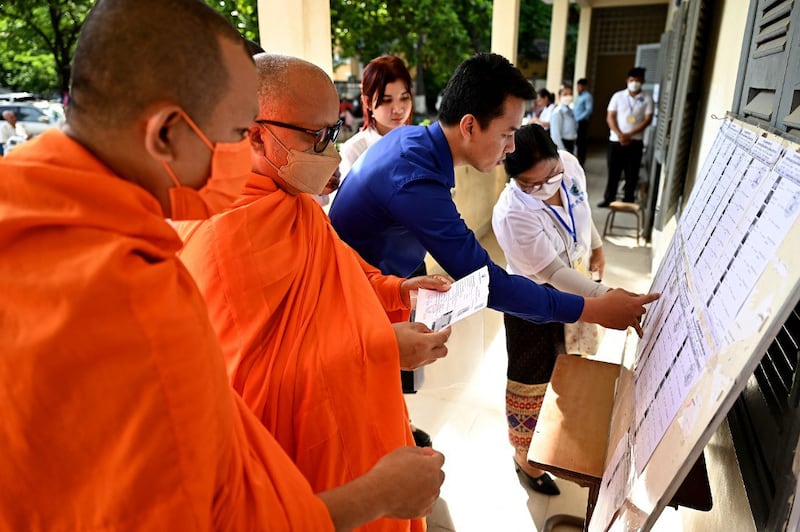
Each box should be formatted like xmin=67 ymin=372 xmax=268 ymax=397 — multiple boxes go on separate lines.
xmin=413 ymin=266 xmax=489 ymax=331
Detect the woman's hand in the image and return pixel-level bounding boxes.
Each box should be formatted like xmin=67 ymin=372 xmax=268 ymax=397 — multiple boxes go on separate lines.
xmin=590 ymin=246 xmax=606 ymax=281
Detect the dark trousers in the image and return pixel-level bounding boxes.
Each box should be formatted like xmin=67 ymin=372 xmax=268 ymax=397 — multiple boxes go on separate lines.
xmin=604 ymin=140 xmax=643 ymax=203
xmin=562 ymin=139 xmax=575 ymax=154
xmin=576 ymin=120 xmax=589 ymax=166
xmin=401 ymin=261 xmax=428 ymax=393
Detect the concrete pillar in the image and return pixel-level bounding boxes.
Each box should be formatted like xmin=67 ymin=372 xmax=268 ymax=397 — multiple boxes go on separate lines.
xmin=573 ymin=6 xmax=592 ymax=85
xmin=546 ymin=0 xmax=569 ymax=94
xmin=256 ymin=0 xmax=333 ymax=77
xmin=490 ymin=0 xmax=520 ymax=64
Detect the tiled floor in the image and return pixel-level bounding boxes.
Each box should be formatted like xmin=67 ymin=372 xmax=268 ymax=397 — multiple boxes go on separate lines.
xmin=410 ymin=149 xmax=656 ymax=532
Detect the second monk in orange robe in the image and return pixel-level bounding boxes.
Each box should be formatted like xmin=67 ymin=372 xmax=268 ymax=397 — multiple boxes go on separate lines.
xmin=178 ymin=54 xmax=452 ymax=532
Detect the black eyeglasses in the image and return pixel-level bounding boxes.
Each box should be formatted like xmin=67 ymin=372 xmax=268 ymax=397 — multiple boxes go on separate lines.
xmin=256 ymin=118 xmax=343 ymax=153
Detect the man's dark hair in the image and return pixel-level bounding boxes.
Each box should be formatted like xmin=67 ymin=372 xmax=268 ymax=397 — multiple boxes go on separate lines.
xmin=69 ymin=0 xmax=248 ymax=129
xmin=503 ymin=124 xmax=559 ymax=179
xmin=628 ymin=67 xmax=646 ymax=81
xmin=438 ymin=53 xmax=535 ymax=129
xmin=577 ymin=78 xmax=589 ymax=87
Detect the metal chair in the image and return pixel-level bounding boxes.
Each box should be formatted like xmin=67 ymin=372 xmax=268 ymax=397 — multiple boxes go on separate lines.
xmin=602 ymin=200 xmax=643 ymax=245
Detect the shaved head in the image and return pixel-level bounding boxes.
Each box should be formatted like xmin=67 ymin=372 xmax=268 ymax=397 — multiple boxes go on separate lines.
xmin=248 ymin=53 xmax=339 ymax=182
xmin=69 ymin=0 xmax=248 ymax=129
xmin=253 ymin=54 xmax=336 ymax=119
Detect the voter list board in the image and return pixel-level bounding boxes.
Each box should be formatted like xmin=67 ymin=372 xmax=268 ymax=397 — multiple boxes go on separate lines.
xmin=590 ymin=117 xmax=800 ymax=531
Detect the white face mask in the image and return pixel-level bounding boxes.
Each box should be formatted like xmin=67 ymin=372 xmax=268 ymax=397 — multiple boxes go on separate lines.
xmin=261 ymin=124 xmax=342 ymax=195
xmin=528 ymin=175 xmax=562 ymax=200
xmin=560 ymin=95 xmax=574 ymax=106
xmin=627 ymin=81 xmax=642 ymax=93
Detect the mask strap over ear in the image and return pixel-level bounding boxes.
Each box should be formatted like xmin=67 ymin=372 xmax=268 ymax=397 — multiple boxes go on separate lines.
xmin=178 ymin=109 xmax=214 ymax=151
xmin=162 ymin=161 xmax=182 ymax=188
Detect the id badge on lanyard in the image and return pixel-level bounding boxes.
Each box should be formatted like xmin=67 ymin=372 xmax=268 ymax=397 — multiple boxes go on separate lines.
xmin=571 ymin=244 xmax=588 ymax=276
xmin=544 ymin=181 xmax=589 ymax=278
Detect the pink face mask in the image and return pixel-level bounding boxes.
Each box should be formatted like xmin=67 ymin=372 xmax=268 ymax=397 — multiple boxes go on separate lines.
xmin=162 ymin=110 xmax=252 ymax=220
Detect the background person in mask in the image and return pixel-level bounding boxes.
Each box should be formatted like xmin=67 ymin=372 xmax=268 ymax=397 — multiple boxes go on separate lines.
xmin=548 ymin=85 xmax=577 ymax=153
xmin=492 ymin=124 xmax=611 ymax=495
xmin=0 ymin=1 xmax=445 ymax=530
xmin=178 ymin=53 xmax=450 ymax=532
xmin=597 ymin=66 xmax=653 ymax=208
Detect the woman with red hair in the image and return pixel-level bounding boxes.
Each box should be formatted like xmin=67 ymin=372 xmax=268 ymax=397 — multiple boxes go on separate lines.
xmin=338 ymin=55 xmax=414 ymax=178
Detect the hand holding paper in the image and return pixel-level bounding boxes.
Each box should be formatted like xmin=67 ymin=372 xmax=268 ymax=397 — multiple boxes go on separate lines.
xmin=412 ymin=267 xmax=490 ymax=331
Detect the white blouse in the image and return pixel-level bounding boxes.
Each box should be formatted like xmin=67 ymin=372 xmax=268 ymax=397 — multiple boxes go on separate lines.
xmin=492 ymin=150 xmax=607 ymax=298
xmin=338 ymin=126 xmax=384 ymax=179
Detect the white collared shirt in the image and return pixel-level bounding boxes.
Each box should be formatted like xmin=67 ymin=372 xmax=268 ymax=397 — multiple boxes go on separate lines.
xmin=607 ymin=89 xmax=654 ymax=142
xmin=492 ymin=151 xmax=601 ymax=285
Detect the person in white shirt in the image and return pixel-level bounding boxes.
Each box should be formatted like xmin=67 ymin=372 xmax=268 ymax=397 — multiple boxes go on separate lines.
xmin=339 ymin=55 xmax=413 ymax=173
xmin=0 ymin=111 xmax=29 ymax=155
xmin=493 ymin=124 xmax=611 ymax=496
xmin=598 ymin=67 xmax=654 ymax=207
xmin=315 ymin=55 xmax=414 ymax=209
xmin=530 ymin=88 xmax=555 ymax=130
xmin=549 ymin=86 xmax=577 ymax=153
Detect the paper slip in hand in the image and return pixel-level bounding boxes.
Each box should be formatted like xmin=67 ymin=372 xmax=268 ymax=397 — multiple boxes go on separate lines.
xmin=413 ymin=266 xmax=490 ymax=331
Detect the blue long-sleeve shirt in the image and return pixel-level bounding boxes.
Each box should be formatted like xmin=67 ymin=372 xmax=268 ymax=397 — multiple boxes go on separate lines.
xmin=573 ymin=90 xmax=594 ymax=123
xmin=329 ymin=122 xmax=584 ymax=324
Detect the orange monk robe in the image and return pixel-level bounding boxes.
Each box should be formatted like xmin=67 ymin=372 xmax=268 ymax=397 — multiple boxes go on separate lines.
xmin=178 ymin=173 xmax=422 ymax=532
xmin=0 ymin=131 xmax=333 ymax=531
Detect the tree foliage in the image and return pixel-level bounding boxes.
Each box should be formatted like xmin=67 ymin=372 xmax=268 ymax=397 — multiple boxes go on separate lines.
xmin=517 ymin=0 xmax=580 ymax=84
xmin=0 ymin=0 xmax=91 ymax=96
xmin=518 ymin=0 xmax=552 ymax=62
xmin=330 ymin=0 xmax=493 ymax=109
xmin=0 ymin=0 xmax=259 ymax=96
xmin=0 ymin=0 xmax=571 ymax=103
xmin=210 ymin=0 xmax=259 ymax=42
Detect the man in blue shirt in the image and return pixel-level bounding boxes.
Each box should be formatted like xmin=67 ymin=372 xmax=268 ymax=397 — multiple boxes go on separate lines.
xmin=330 ymin=53 xmax=657 ymax=333
xmin=573 ymin=78 xmax=594 ymax=166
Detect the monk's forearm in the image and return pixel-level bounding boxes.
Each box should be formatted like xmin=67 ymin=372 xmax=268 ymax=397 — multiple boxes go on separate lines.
xmin=317 ymin=473 xmax=388 ymax=531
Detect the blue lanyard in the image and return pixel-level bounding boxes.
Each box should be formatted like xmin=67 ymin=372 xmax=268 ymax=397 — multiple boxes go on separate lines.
xmin=544 ymin=181 xmax=577 ymax=245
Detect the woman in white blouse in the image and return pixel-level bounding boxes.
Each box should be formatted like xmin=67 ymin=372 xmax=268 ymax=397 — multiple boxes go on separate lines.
xmin=338 ymin=55 xmax=414 ymax=179
xmin=492 ymin=124 xmax=610 ymax=495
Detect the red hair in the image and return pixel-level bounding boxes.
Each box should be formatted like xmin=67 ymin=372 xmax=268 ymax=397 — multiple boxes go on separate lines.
xmin=360 ymin=55 xmax=413 ymax=131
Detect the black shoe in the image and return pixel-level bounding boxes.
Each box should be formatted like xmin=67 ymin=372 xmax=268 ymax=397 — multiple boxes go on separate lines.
xmin=412 ymin=428 xmax=433 ymax=447
xmin=514 ymin=460 xmax=561 ymax=495
xmin=596 ymin=201 xmax=610 ymax=208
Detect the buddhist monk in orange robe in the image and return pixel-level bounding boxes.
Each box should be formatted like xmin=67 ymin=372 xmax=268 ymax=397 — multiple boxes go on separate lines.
xmin=177 ymin=54 xmax=452 ymax=532
xmin=0 ymin=1 xmax=444 ymax=530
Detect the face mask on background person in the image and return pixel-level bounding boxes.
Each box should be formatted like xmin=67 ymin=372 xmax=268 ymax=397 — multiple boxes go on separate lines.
xmin=260 ymin=124 xmax=342 ymax=195
xmin=627 ymin=81 xmax=642 ymax=94
xmin=162 ymin=110 xmax=252 ymax=220
xmin=528 ymin=174 xmax=563 ymax=201
xmin=560 ymin=95 xmax=574 ymax=106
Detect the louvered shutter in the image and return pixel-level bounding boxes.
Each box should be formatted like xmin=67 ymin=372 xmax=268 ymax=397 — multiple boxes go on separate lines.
xmin=733 ymin=0 xmax=799 ymax=134
xmin=729 ymin=304 xmax=800 ymax=530
xmin=654 ymin=0 xmax=714 ymax=230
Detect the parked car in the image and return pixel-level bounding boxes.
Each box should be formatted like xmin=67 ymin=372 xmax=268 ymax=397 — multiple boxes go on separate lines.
xmin=0 ymin=102 xmax=59 ymax=137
